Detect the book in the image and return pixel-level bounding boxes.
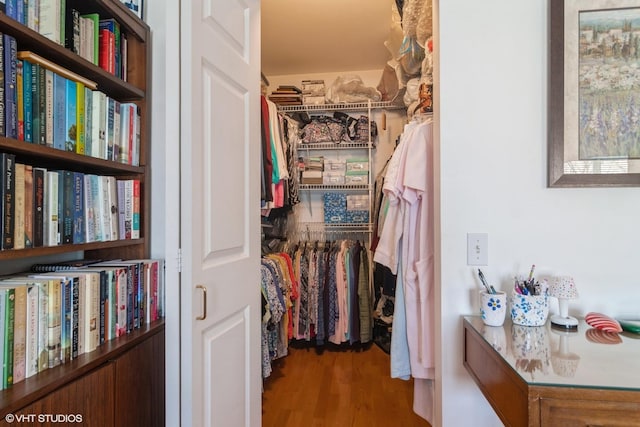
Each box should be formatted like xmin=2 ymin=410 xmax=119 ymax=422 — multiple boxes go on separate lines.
xmin=38 ymin=0 xmax=63 ymax=45
xmin=123 ymin=179 xmax=132 ymax=239
xmin=34 ymin=63 xmax=46 ymax=146
xmin=52 ymin=73 xmax=66 ymax=150
xmin=99 ymin=175 xmax=110 ymax=241
xmin=44 ymin=68 xmax=53 ymax=146
xmin=30 ymin=259 xmax=102 ymax=273
xmin=63 ymin=269 xmax=99 ymax=353
xmin=34 ymin=278 xmax=48 ymax=373
xmin=76 ymin=82 xmax=85 ymax=154
xmin=6 ymin=0 xmax=16 ymax=20
xmin=1 ymin=153 xmax=16 ymax=250
xmin=84 ymin=87 xmax=92 ymax=156
xmin=6 ymin=283 xmax=27 ymax=383
xmin=59 ymin=170 xmax=73 ymax=244
xmin=17 ymin=51 xmax=97 ymax=90
xmin=89 ymin=174 xmax=103 ymax=241
xmin=90 ymin=262 xmax=129 ymax=336
xmin=4 ymin=34 xmax=18 ymax=139
xmin=27 ymin=0 xmax=39 ymax=32
xmin=117 ymin=180 xmax=125 ymax=238
xmin=132 ymin=179 xmax=140 ymax=239
xmin=0 ymin=34 xmax=5 ymax=137
xmin=65 ymin=8 xmax=80 ymax=55
xmin=65 ymin=79 xmax=77 ymax=152
xmin=31 ymin=62 xmax=41 ymax=145
xmin=80 ymin=13 xmax=100 ymax=66
xmin=72 ymin=171 xmax=84 ymax=244
xmin=79 ymin=16 xmax=95 ymax=64
xmin=83 ymin=174 xmax=95 ymax=243
xmin=29 ymin=274 xmax=60 ymax=368
xmin=105 ymin=96 xmax=115 ymax=160
xmin=32 ymin=167 xmax=45 ymax=247
xmin=24 ymin=165 xmax=33 ymax=248
xmin=24 ymin=282 xmax=39 ymax=378
xmin=113 ymin=100 xmax=121 ymax=162
xmin=1 ymin=287 xmax=15 ymax=388
xmin=99 ymin=19 xmax=119 ymax=75
xmin=15 ymin=0 xmax=23 ymax=24
xmin=22 ymin=60 xmax=32 ymax=143
xmin=45 ymin=170 xmax=58 ymax=246
xmin=16 ymin=59 xmax=23 ymax=140
xmin=13 ymin=162 xmax=25 ymax=250
xmin=0 ymin=288 xmax=5 ymax=390
xmin=91 ymin=91 xmax=106 ymax=159
xmin=106 ymin=176 xmax=118 ymax=241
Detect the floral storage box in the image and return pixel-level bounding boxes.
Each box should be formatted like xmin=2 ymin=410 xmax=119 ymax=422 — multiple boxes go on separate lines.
xmin=323 ymin=193 xmax=347 ymax=223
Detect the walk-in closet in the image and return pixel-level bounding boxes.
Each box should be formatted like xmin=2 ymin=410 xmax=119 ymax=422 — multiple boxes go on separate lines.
xmin=260 ymin=1 xmax=435 ymax=425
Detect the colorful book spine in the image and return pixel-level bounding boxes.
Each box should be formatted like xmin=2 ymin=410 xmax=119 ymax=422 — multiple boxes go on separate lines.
xmin=16 ymin=60 xmax=23 ymax=140
xmin=52 ymin=73 xmax=66 ymax=150
xmin=1 ymin=153 xmax=16 ymax=250
xmin=3 ymin=287 xmax=15 ymax=388
xmin=76 ymin=82 xmax=85 ymax=154
xmin=132 ymin=179 xmax=140 ymax=239
xmin=64 ymin=79 xmax=77 ymax=152
xmin=73 ymin=171 xmax=84 ymax=244
xmin=83 ymin=174 xmax=95 ymax=243
xmin=70 ymin=276 xmax=79 ymax=359
xmin=44 ymin=69 xmax=53 ymax=146
xmin=11 ymin=284 xmax=26 ymax=384
xmin=84 ymin=87 xmax=92 ymax=156
xmin=0 ymin=34 xmax=5 ymax=137
xmin=60 ymin=276 xmax=70 ymax=363
xmin=45 ymin=170 xmax=58 ymax=246
xmin=24 ymin=165 xmax=33 ymax=248
xmin=36 ymin=280 xmax=48 ymax=373
xmin=25 ymin=283 xmax=39 ymax=378
xmin=30 ymin=62 xmax=40 ymax=145
xmin=13 ymin=162 xmax=24 ymax=250
xmin=4 ymin=34 xmax=18 ymax=139
xmin=46 ymin=277 xmax=61 ymax=368
xmin=106 ymin=97 xmax=114 ymax=160
xmin=32 ymin=167 xmax=45 ymax=247
xmin=22 ymin=60 xmax=32 ymax=143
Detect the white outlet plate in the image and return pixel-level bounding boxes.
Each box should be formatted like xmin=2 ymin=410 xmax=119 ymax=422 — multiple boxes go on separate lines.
xmin=467 ymin=233 xmax=488 ymax=266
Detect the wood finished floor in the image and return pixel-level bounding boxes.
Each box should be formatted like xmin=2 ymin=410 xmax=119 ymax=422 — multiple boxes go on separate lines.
xmin=262 ymin=343 xmax=432 ymax=427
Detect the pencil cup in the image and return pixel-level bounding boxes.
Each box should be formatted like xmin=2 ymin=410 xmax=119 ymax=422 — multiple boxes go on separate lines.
xmin=510 ymin=294 xmax=549 ymax=327
xmin=480 ymin=291 xmax=507 ymax=327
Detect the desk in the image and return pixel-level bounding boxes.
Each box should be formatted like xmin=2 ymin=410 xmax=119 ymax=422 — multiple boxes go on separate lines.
xmin=463 ymin=316 xmax=640 ymax=427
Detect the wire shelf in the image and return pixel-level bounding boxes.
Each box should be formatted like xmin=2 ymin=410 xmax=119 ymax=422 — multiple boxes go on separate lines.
xmin=299 ymin=184 xmax=370 ymax=191
xmin=297 ymin=142 xmax=373 ymax=150
xmin=278 ymin=100 xmax=405 ymax=112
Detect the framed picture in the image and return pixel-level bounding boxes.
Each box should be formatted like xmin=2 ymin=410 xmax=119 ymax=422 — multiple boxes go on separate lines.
xmin=120 ymin=0 xmax=143 ymax=20
xmin=549 ymin=0 xmax=640 ymax=186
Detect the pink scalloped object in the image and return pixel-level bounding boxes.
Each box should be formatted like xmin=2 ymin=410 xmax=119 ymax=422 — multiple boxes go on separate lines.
xmin=585 ymin=312 xmax=623 ymax=333
xmin=585 ymin=328 xmax=623 ymax=344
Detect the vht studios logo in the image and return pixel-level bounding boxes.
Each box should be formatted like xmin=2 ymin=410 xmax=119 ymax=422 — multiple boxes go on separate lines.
xmin=5 ymin=413 xmax=83 ymax=423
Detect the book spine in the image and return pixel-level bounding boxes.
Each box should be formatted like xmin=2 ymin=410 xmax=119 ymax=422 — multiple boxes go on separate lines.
xmin=132 ymin=180 xmax=140 ymax=239
xmin=4 ymin=34 xmax=18 ymax=140
xmin=37 ymin=65 xmax=46 ymax=145
xmin=116 ymin=268 xmax=126 ymax=337
xmin=65 ymin=79 xmax=77 ymax=152
xmin=44 ymin=69 xmax=53 ymax=147
xmin=71 ymin=277 xmax=79 ymax=359
xmin=13 ymin=162 xmax=25 ymax=250
xmin=24 ymin=165 xmax=33 ymax=248
xmin=46 ymin=170 xmax=58 ymax=246
xmin=117 ymin=180 xmax=125 ymax=239
xmin=84 ymin=87 xmax=92 ymax=157
xmin=98 ymin=270 xmax=106 ymax=344
xmin=72 ymin=171 xmax=84 ymax=244
xmin=27 ymin=0 xmax=38 ymax=32
xmin=60 ymin=277 xmax=70 ymax=363
xmin=97 ymin=92 xmax=107 ymax=159
xmin=52 ymin=74 xmax=66 ymax=150
xmin=30 ymin=63 xmax=40 ymax=145
xmin=65 ymin=8 xmax=80 ymax=55
xmin=0 ymin=34 xmax=5 ymax=137
xmin=25 ymin=284 xmax=39 ymax=378
xmin=77 ymin=274 xmax=85 ymax=357
xmin=119 ymin=103 xmax=130 ymax=164
xmin=106 ymin=97 xmax=114 ymax=161
xmin=99 ymin=176 xmax=110 ymax=241
xmin=22 ymin=60 xmax=32 ymax=143
xmin=0 ymin=290 xmax=5 ymax=391
xmin=15 ymin=0 xmax=23 ymax=24
xmin=16 ymin=60 xmax=23 ymax=141
xmin=12 ymin=285 xmax=26 ymax=384
xmin=76 ymin=82 xmax=85 ymax=154
xmin=90 ymin=174 xmax=102 ymax=241
xmin=113 ymin=100 xmax=121 ymax=162
xmin=83 ymin=174 xmax=95 ymax=243
xmin=36 ymin=281 xmax=48 ymax=373
xmin=151 ymin=260 xmax=158 ymax=321
xmin=39 ymin=0 xmax=60 ymax=44
xmin=89 ymin=273 xmax=99 ymax=351
xmin=6 ymin=0 xmax=16 ymax=20
xmin=107 ymin=176 xmax=118 ymax=240
xmin=132 ymin=263 xmax=140 ymax=329
xmin=33 ymin=167 xmax=45 ymax=247
xmin=2 ymin=153 xmax=16 ymax=250
xmin=61 ymin=170 xmax=73 ymax=244
xmin=124 ymin=179 xmax=132 ymax=239
xmin=4 ymin=288 xmax=15 ymax=388
xmin=47 ymin=278 xmax=60 ymax=368
xmin=126 ymin=266 xmax=133 ymax=333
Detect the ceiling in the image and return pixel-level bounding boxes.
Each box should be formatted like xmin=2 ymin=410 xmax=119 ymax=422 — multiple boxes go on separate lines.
xmin=261 ymin=0 xmax=396 ymax=77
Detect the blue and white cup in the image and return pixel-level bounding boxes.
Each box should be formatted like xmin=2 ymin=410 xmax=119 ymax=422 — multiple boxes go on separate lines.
xmin=480 ymin=291 xmax=507 ymax=327
xmin=510 ymin=294 xmax=549 ymax=327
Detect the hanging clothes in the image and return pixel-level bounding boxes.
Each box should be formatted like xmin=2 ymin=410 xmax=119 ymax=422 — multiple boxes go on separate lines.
xmin=373 ymin=115 xmax=435 ymax=424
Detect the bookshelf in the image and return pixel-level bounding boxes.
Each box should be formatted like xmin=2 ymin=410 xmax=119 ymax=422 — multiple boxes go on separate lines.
xmin=0 ymin=1 xmax=163 ymax=425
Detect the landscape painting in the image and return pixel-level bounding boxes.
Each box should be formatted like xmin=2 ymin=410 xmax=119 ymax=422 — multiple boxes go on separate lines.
xmin=579 ymin=7 xmax=640 ymax=159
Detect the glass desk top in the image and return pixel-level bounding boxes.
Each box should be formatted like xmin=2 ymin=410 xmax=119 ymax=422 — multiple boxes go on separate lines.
xmin=464 ymin=316 xmax=640 ymax=391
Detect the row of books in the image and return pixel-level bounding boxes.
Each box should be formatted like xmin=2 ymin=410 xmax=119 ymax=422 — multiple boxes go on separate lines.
xmin=268 ymin=85 xmax=302 ymax=106
xmin=0 ymin=258 xmax=164 ymax=389
xmin=0 ymin=152 xmax=141 ymax=251
xmin=2 ymin=1 xmax=128 ymax=79
xmin=0 ymin=34 xmax=141 ymax=165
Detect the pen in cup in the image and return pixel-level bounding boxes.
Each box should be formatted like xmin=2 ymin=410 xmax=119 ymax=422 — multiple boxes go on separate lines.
xmin=478 ymin=269 xmax=496 ymax=294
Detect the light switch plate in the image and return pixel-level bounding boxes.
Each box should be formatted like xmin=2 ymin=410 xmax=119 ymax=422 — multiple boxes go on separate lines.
xmin=467 ymin=233 xmax=488 ymax=266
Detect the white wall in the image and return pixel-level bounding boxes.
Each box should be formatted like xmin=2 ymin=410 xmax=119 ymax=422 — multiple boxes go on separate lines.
xmin=438 ymin=1 xmax=640 ymax=426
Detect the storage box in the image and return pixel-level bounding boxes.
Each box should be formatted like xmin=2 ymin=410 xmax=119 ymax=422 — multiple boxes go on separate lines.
xmin=347 ymin=195 xmax=369 ymax=211
xmin=323 ymin=159 xmax=346 ymax=173
xmin=345 ymin=210 xmax=369 ymax=223
xmin=344 ymin=173 xmax=368 ymax=185
xmin=302 ymin=95 xmax=325 ymax=105
xmin=346 ymin=158 xmax=369 ymax=172
xmin=323 ymin=172 xmax=345 ymax=185
xmin=323 ymin=193 xmax=347 ymax=223
xmin=301 ymin=170 xmax=323 ymax=184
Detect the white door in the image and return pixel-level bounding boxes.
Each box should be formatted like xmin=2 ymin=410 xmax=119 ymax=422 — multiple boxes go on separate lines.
xmin=180 ymin=0 xmax=261 ymax=426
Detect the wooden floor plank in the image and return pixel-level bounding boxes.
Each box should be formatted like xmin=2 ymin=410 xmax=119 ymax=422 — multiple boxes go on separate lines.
xmin=262 ymin=343 xmax=432 ymax=427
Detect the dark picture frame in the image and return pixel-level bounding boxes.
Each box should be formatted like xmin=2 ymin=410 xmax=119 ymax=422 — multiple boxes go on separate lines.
xmin=548 ymin=0 xmax=640 ymax=187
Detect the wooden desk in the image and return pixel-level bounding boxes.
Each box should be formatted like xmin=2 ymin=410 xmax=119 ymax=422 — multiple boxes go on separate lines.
xmin=463 ymin=316 xmax=640 ymax=427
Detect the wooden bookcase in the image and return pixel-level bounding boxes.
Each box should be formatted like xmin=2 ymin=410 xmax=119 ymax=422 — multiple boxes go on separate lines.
xmin=0 ymin=1 xmax=164 ymax=425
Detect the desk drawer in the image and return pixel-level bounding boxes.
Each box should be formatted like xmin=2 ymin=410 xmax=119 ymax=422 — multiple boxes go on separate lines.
xmin=541 ymin=398 xmax=640 ymax=426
